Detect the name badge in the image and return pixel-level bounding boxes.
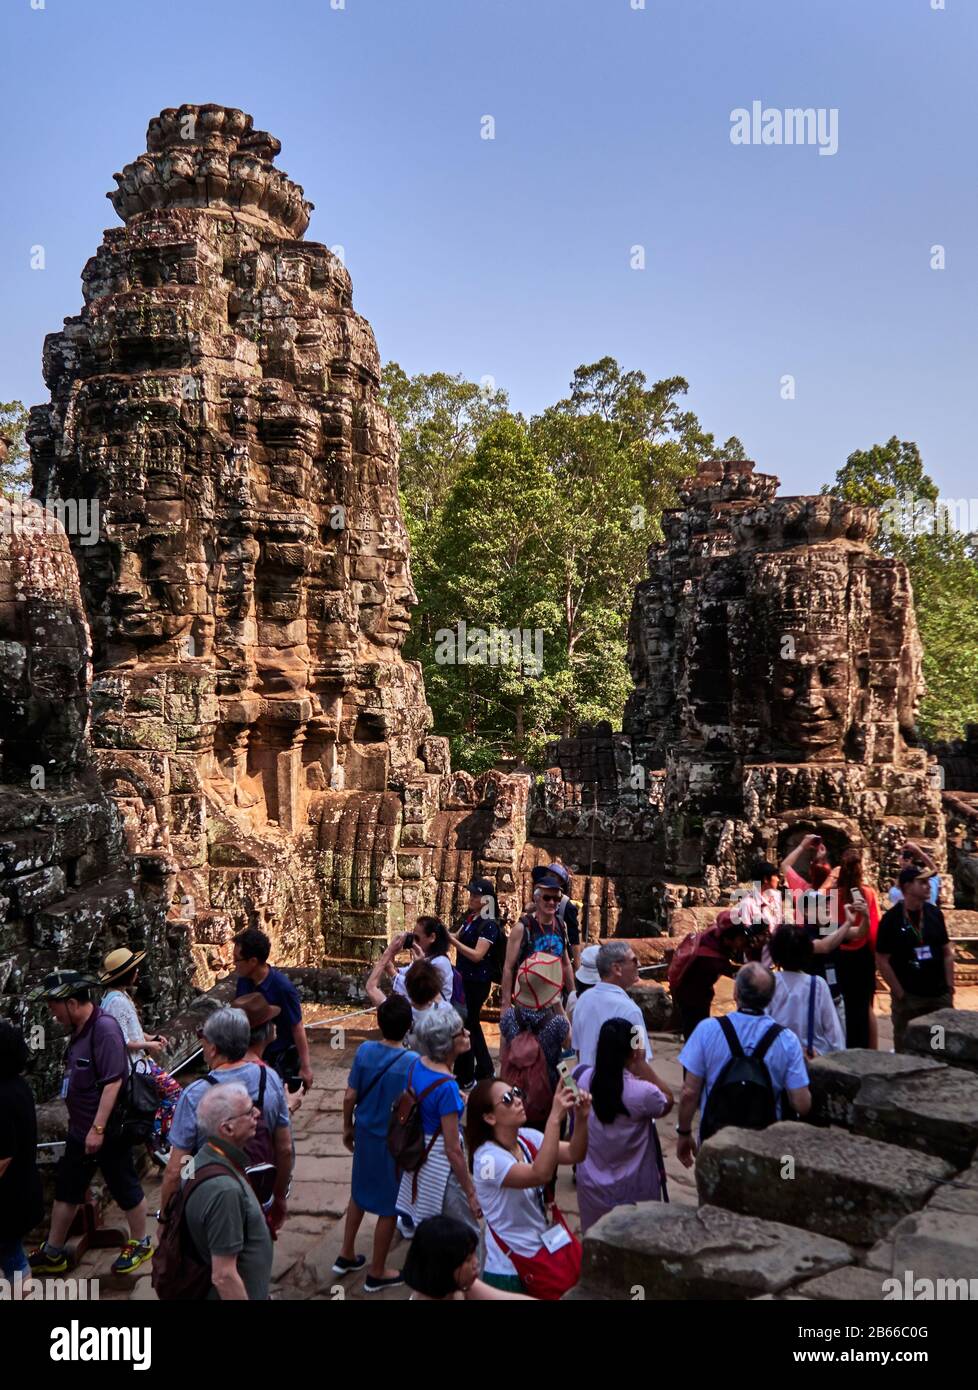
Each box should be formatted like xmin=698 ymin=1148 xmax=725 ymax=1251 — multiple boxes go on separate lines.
xmin=540 ymin=1222 xmax=572 ymax=1254
xmin=60 ymin=1074 xmax=69 ymax=1100
xmin=915 ymin=945 xmax=933 ymax=962
xmin=825 ymin=968 xmax=837 ymax=987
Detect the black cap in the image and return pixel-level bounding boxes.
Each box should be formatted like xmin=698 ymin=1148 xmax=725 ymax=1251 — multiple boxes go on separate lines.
xmin=466 ymin=877 xmax=495 ymax=897
xmin=898 ymin=865 xmax=932 ymax=888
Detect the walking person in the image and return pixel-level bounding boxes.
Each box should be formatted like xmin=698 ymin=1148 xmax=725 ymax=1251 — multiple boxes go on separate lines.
xmin=0 ymin=1022 xmax=43 ymax=1291
xmin=334 ymin=995 xmax=418 ymax=1292
xmin=395 ymin=1009 xmax=481 ymax=1234
xmin=98 ymin=948 xmax=182 ymax=1165
xmin=27 ymin=971 xmax=152 ymax=1276
xmin=467 ymin=1077 xmax=589 ymax=1298
xmin=449 ymin=878 xmax=502 ymax=1090
xmin=877 ymin=865 xmax=954 ymax=1051
xmin=233 ymin=929 xmax=313 ymax=1091
xmin=575 ymin=1017 xmax=671 ymax=1233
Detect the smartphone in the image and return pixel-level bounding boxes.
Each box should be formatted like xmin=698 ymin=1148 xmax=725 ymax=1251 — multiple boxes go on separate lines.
xmin=556 ymin=1059 xmax=580 ymax=1099
xmin=850 ymin=888 xmax=866 ymax=908
xmin=286 ymin=1075 xmax=305 ymax=1094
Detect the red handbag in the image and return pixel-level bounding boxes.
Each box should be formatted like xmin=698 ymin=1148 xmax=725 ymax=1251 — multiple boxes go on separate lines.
xmin=486 ymin=1137 xmax=582 ymax=1300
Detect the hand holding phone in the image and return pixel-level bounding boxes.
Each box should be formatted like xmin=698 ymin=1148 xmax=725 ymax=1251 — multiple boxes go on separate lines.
xmin=556 ymin=1059 xmax=580 ymax=1100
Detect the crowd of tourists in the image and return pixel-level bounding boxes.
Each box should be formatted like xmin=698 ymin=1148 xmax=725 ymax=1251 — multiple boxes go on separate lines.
xmin=0 ymin=839 xmax=957 ymax=1301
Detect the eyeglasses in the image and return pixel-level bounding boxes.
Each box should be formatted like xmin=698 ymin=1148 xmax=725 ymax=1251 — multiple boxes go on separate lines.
xmin=540 ymin=894 xmax=560 ymax=903
xmin=223 ymin=1104 xmax=259 ymax=1126
xmin=497 ymin=1087 xmax=524 ymax=1107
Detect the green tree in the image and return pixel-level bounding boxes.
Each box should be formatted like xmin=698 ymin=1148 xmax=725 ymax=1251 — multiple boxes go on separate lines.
xmin=825 ymin=438 xmax=978 ymax=739
xmin=0 ymin=400 xmax=31 ymax=497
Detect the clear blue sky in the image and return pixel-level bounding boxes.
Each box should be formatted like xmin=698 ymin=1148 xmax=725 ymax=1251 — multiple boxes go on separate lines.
xmin=2 ymin=0 xmax=976 ymax=497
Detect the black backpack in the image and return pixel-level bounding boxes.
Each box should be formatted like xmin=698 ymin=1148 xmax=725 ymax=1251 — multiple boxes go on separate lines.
xmin=92 ymin=1018 xmax=159 ymax=1147
xmin=699 ymin=1016 xmax=784 ymax=1142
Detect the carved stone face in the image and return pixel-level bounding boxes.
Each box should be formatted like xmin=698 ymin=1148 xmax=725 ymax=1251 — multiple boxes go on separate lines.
xmin=769 ymin=639 xmax=851 ymax=759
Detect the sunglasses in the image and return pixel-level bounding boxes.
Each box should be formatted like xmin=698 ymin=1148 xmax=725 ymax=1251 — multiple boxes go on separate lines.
xmin=540 ymin=894 xmax=560 ymax=903
xmin=497 ymin=1087 xmax=525 ymax=1107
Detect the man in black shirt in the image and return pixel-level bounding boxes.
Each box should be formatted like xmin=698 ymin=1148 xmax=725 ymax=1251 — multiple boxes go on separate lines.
xmin=876 ymin=866 xmax=954 ymax=1051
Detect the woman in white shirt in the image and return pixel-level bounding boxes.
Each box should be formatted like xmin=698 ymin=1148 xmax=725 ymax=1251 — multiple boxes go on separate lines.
xmin=466 ymin=1077 xmax=590 ymax=1296
xmin=767 ymin=925 xmax=845 ymax=1058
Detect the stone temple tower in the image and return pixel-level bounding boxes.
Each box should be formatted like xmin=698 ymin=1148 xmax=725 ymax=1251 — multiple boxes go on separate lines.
xmin=29 ymin=105 xmax=443 ymax=980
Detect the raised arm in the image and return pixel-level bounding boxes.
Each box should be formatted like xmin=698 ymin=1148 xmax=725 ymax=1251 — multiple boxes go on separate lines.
xmin=500 ymin=921 xmax=525 ymax=1012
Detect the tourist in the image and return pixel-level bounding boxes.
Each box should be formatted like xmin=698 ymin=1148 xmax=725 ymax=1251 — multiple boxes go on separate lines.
xmin=233 ymin=991 xmax=302 ymax=1115
xmin=233 ymin=928 xmax=312 ymax=1091
xmin=829 ymin=848 xmax=881 ymax=1050
xmin=501 ymin=876 xmax=575 ymax=1009
xmin=402 ymin=1215 xmax=531 ymax=1301
xmin=499 ymin=953 xmax=570 ymax=1127
xmin=395 ymin=1008 xmax=481 ymax=1234
xmin=767 ymin=925 xmax=846 ymax=1057
xmin=877 ymin=866 xmax=954 ymax=1051
xmin=576 ymin=1017 xmax=671 ymax=1233
xmin=98 ymin=948 xmax=182 ymax=1163
xmin=735 ymin=859 xmax=783 ymax=934
xmin=467 ymin=1078 xmax=589 ymax=1297
xmin=888 ymin=843 xmax=941 ymax=907
xmin=567 ymin=944 xmax=600 ymax=1019
xmin=27 ymin=971 xmax=152 ymax=1276
xmin=780 ymin=832 xmax=833 ymax=892
xmin=334 ymin=995 xmax=417 ymax=1292
xmin=0 ymin=1022 xmax=43 ymax=1290
xmin=448 ymin=878 xmax=502 ymax=1089
xmin=668 ymin=911 xmax=748 ymax=1040
xmin=531 ymin=862 xmax=581 ymax=965
xmin=368 ymin=918 xmax=456 ymax=1009
xmin=181 ymin=1083 xmax=274 ymax=1300
xmin=573 ymin=942 xmax=662 ymax=1083
xmin=675 ymin=962 xmax=811 ymax=1166
xmin=160 ymin=1007 xmax=291 ymax=1230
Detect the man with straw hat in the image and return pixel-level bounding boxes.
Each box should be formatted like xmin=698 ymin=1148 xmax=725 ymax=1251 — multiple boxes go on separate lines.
xmin=26 ymin=969 xmax=152 ymax=1277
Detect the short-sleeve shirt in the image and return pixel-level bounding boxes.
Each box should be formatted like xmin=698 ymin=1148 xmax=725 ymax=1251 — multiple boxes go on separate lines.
xmin=473 ymin=1127 xmax=549 ymax=1277
xmin=888 ymin=878 xmax=940 ymax=908
xmin=235 ymin=968 xmax=302 ymax=1065
xmin=100 ymin=989 xmax=145 ymax=1062
xmin=0 ymin=1075 xmax=44 ymax=1242
xmin=64 ymin=1007 xmax=129 ymax=1140
xmin=348 ymin=1041 xmax=418 ymax=1139
xmin=456 ymin=914 xmax=501 ymax=984
xmin=393 ymin=956 xmax=454 ymax=1006
xmin=876 ymin=902 xmax=950 ymax=997
xmin=169 ymin=1063 xmax=290 ymax=1152
xmin=572 ymin=983 xmax=653 ymax=1070
xmin=518 ymin=914 xmax=568 ymax=963
xmin=183 ymin=1142 xmax=273 ymax=1300
xmin=678 ymin=1012 xmax=809 ymax=1137
xmin=408 ymin=1058 xmax=464 ymax=1136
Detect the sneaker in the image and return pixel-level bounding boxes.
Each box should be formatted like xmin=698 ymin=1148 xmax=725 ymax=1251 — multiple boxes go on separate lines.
xmin=331 ymin=1254 xmax=366 ymax=1277
xmin=396 ymin=1215 xmax=415 ymax=1240
xmin=111 ymin=1239 xmax=153 ymax=1274
xmin=29 ymin=1245 xmax=68 ymax=1276
xmin=364 ymin=1272 xmax=405 ymax=1293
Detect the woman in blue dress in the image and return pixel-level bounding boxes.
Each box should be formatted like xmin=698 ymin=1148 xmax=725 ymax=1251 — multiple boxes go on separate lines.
xmin=334 ymin=995 xmax=418 ymax=1292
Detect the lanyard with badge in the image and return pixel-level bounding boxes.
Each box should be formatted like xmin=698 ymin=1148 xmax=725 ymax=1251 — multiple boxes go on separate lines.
xmin=903 ymin=906 xmax=933 ymax=966
xmin=515 ymin=1135 xmax=573 ymax=1254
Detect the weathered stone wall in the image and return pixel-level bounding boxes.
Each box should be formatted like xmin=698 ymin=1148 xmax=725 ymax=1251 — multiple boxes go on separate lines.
xmin=0 ymin=479 xmax=189 ymax=1092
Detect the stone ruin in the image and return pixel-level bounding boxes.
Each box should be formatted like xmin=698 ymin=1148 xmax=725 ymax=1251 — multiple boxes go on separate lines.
xmin=0 ymin=445 xmax=184 ymax=1089
xmin=3 ymin=104 xmax=978 ymax=1061
xmin=573 ymin=1011 xmax=978 ymax=1301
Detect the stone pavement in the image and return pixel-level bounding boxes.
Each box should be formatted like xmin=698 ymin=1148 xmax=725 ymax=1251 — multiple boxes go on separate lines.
xmin=75 ymin=979 xmax=901 ymax=1302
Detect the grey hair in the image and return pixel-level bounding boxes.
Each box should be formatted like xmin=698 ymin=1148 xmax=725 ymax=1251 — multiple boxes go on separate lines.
xmin=735 ymin=961 xmax=776 ymax=1011
xmin=202 ymin=1007 xmax=251 ymax=1062
xmin=596 ymin=941 xmax=631 ymax=979
xmin=197 ymin=1082 xmax=252 ymax=1139
xmin=250 ymin=1021 xmax=276 ymax=1046
xmin=410 ymin=1006 xmax=463 ymax=1062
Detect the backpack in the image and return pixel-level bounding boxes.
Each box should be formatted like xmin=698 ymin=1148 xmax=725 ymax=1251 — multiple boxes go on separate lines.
xmin=500 ymin=1030 xmax=554 ymax=1129
xmin=152 ymin=1162 xmax=243 ymax=1301
xmin=699 ymin=1016 xmax=784 ymax=1142
xmin=203 ymin=1067 xmax=277 ymax=1205
xmin=92 ymin=1017 xmax=159 ymax=1147
xmin=517 ymin=912 xmax=567 ymax=968
xmin=387 ymin=1061 xmax=451 ymax=1201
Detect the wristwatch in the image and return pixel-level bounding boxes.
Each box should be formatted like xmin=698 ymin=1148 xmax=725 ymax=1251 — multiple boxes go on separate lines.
xmin=675 ymin=1127 xmax=692 ymax=1136
xmin=93 ymin=1124 xmax=105 ymax=1134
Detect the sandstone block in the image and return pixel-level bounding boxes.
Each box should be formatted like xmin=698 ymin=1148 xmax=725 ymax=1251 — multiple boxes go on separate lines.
xmin=696 ymin=1123 xmax=952 ymax=1245
xmin=904 ymin=1008 xmax=978 ymax=1074
xmin=853 ymin=1066 xmax=978 ymax=1168
xmin=808 ymin=1048 xmax=945 ymax=1129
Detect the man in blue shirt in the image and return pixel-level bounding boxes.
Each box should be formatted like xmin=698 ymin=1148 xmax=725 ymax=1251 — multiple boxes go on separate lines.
xmin=233 ymin=929 xmax=312 ymax=1090
xmin=675 ymin=962 xmax=811 ymax=1167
